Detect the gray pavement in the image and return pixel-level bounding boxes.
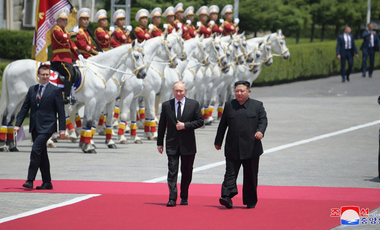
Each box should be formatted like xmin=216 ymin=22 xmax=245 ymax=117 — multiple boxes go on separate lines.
xmin=1 ymin=70 xmax=380 ymax=228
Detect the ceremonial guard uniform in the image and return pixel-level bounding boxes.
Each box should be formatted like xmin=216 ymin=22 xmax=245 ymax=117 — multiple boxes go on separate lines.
xmin=208 ymin=5 xmax=223 ymax=35
xmin=150 ymin=7 xmax=163 ymax=38
xmin=196 ymin=6 xmax=211 ymax=38
xmin=221 ymin=5 xmax=238 ymax=36
xmin=50 ymin=8 xmax=82 ymax=104
xmin=173 ymin=3 xmax=185 ymax=32
xmin=134 ymin=9 xmax=152 ymax=43
xmin=74 ymin=8 xmax=98 ymax=60
xmin=94 ymin=9 xmax=120 ymax=51
xmin=183 ymin=7 xmax=196 ymax=40
xmin=163 ymin=6 xmax=176 ymax=34
xmin=112 ymin=9 xmax=133 ymax=44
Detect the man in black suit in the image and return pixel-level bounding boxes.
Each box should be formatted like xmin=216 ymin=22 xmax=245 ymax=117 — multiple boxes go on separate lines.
xmin=14 ymin=64 xmax=65 ymax=190
xmin=336 ymin=26 xmax=358 ymax=82
xmin=157 ymin=81 xmax=204 ymax=207
xmin=361 ymin=23 xmax=380 ymax=78
xmin=215 ymin=80 xmax=267 ymax=209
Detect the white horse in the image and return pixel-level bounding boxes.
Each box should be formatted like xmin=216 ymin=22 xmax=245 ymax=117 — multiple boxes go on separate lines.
xmin=0 ymin=40 xmax=147 ymax=153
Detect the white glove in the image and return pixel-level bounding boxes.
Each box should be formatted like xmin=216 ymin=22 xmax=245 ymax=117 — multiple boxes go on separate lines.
xmin=196 ymin=21 xmax=201 ymax=27
xmin=73 ymin=26 xmax=79 ymax=33
xmin=210 ymin=20 xmax=215 ymax=25
xmin=109 ymin=26 xmax=115 ymax=32
xmin=148 ymin=24 xmax=154 ymax=30
xmin=234 ymin=18 xmax=240 ymax=24
xmin=177 ymin=23 xmax=182 ymax=28
xmin=127 ymin=25 xmax=133 ymax=31
xmin=163 ymin=24 xmax=168 ymax=29
xmin=186 ymin=20 xmax=191 ymax=25
xmin=219 ymin=19 xmax=224 ymax=24
xmin=78 ymin=54 xmax=85 ymax=62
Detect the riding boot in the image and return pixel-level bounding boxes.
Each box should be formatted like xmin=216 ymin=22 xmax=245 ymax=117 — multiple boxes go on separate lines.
xmin=63 ymin=81 xmax=72 ymax=104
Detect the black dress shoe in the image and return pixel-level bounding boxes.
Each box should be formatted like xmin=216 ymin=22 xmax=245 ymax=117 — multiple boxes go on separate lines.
xmin=346 ymin=75 xmax=350 ymax=81
xmin=362 ymin=74 xmax=366 ymax=78
xmin=22 ymin=181 xmax=33 ymax=189
xmin=247 ymin=204 xmax=256 ymax=209
xmin=166 ymin=200 xmax=176 ymax=207
xmin=369 ymin=75 xmax=372 ymax=78
xmin=341 ymin=79 xmax=345 ymax=83
xmin=219 ymin=197 xmax=233 ymax=209
xmin=180 ymin=199 xmax=188 ymax=205
xmin=36 ymin=182 xmax=53 ymax=190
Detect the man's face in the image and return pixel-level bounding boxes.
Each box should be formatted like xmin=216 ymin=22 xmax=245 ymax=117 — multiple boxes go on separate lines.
xmin=369 ymin=24 xmax=374 ymax=30
xmin=210 ymin=13 xmax=218 ymax=21
xmin=235 ymin=84 xmax=251 ymax=104
xmin=79 ymin=17 xmax=89 ymax=28
xmin=152 ymin=16 xmax=161 ymax=25
xmin=38 ymin=68 xmax=50 ymax=85
xmin=345 ymin=27 xmax=351 ymax=34
xmin=116 ymin=18 xmax=125 ymax=27
xmin=57 ymin=18 xmax=68 ymax=28
xmin=199 ymin=14 xmax=207 ymax=23
xmin=98 ymin=18 xmax=108 ymax=28
xmin=139 ymin=17 xmax=148 ymax=27
xmin=173 ymin=82 xmax=187 ymax=101
xmin=176 ymin=12 xmax=184 ymax=20
xmin=166 ymin=15 xmax=175 ymax=23
xmin=225 ymin=13 xmax=232 ymax=21
xmin=186 ymin=15 xmax=194 ymax=23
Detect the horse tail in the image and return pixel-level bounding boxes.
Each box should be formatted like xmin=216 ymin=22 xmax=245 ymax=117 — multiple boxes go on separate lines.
xmin=0 ymin=63 xmax=11 ymax=122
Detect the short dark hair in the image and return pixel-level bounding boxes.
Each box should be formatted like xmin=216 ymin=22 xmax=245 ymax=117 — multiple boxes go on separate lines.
xmin=38 ymin=64 xmax=50 ymax=74
xmin=234 ymin=80 xmax=250 ymax=89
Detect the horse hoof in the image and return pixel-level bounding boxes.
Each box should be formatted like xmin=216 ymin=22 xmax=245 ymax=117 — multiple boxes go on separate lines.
xmin=83 ymin=149 xmax=97 ymax=154
xmin=107 ymin=144 xmax=117 ymax=149
xmin=0 ymin=147 xmax=9 ymax=152
xmin=120 ymin=140 xmax=127 ymax=144
xmin=52 ymin=138 xmax=58 ymax=143
xmin=92 ymin=144 xmax=97 ymax=149
xmin=9 ymin=147 xmax=19 ymax=152
xmin=205 ymin=121 xmax=212 ymax=126
xmin=98 ymin=131 xmax=105 ymax=136
xmin=47 ymin=143 xmax=56 ymax=148
xmin=148 ymin=137 xmax=157 ymax=141
xmin=70 ymin=138 xmax=77 ymax=143
xmin=124 ymin=130 xmax=130 ymax=134
xmin=135 ymin=140 xmax=142 ymax=144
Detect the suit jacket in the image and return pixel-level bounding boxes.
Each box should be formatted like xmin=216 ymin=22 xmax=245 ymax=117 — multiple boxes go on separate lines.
xmin=214 ymin=98 xmax=268 ymax=160
xmin=360 ymin=30 xmax=380 ymax=51
xmin=157 ymin=97 xmax=204 ymax=156
xmin=336 ymin=33 xmax=358 ymax=56
xmin=16 ymin=83 xmax=65 ymax=134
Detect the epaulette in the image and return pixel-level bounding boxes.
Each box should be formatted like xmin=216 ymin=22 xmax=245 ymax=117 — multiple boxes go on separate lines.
xmin=153 ymin=26 xmax=159 ymax=32
xmin=115 ymin=27 xmax=123 ymax=33
xmin=53 ymin=24 xmax=63 ymax=31
xmin=78 ymin=28 xmax=85 ymax=35
xmin=174 ymin=19 xmax=179 ymax=24
xmin=96 ymin=27 xmax=105 ymax=33
xmin=135 ymin=27 xmax=142 ymax=32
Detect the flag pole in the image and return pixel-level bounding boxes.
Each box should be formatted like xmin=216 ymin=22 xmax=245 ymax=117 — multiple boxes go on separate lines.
xmin=367 ymin=0 xmax=371 ymax=25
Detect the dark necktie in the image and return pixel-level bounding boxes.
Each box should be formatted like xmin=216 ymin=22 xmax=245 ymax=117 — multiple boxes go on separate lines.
xmin=177 ymin=101 xmax=182 ymax=120
xmin=37 ymin=85 xmax=43 ymax=104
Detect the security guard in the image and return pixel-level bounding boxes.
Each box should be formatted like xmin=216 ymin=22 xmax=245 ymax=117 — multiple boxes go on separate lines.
xmin=208 ymin=5 xmax=223 ymax=35
xmin=163 ymin=6 xmax=175 ymax=34
xmin=134 ymin=9 xmax=152 ymax=43
xmin=196 ymin=6 xmax=211 ymax=38
xmin=150 ymin=7 xmax=163 ymax=38
xmin=113 ymin=9 xmax=133 ymax=44
xmin=94 ymin=9 xmax=120 ymax=51
xmin=74 ymin=8 xmax=98 ymax=60
xmin=183 ymin=6 xmax=197 ymax=40
xmin=50 ymin=8 xmax=83 ymax=105
xmin=221 ymin=5 xmax=239 ymax=36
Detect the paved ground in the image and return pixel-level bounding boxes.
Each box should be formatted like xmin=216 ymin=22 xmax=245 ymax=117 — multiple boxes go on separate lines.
xmin=1 ymin=70 xmax=380 ymax=229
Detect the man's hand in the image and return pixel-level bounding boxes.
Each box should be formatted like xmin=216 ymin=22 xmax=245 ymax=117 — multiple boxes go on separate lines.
xmin=371 ymin=31 xmax=376 ymax=35
xmin=176 ymin=121 xmax=185 ymax=130
xmin=255 ymin=131 xmax=263 ymax=140
xmin=157 ymin=146 xmax=163 ymax=154
xmin=355 ymin=54 xmax=358 ymax=58
xmin=59 ymin=131 xmax=65 ymax=139
xmin=337 ymin=55 xmax=341 ymax=59
xmin=215 ymin=145 xmax=221 ymax=150
xmin=14 ymin=126 xmax=20 ymax=133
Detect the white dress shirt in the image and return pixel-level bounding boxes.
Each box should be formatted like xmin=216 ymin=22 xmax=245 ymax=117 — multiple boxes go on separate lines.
xmin=344 ymin=33 xmax=351 ymax=49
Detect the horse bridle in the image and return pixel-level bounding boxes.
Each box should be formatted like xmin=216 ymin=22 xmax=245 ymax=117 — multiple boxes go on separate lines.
xmin=273 ymin=35 xmax=289 ymax=58
xmin=196 ymin=38 xmax=209 ymax=65
xmin=157 ymin=38 xmax=177 ymax=67
xmin=262 ymin=39 xmax=273 ymax=63
xmin=126 ymin=46 xmax=146 ymax=76
xmin=210 ymin=40 xmax=227 ymax=67
xmin=172 ymin=34 xmax=187 ymax=60
xmin=230 ymin=39 xmax=244 ymax=64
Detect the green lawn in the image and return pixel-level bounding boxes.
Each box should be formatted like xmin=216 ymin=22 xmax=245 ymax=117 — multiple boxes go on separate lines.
xmin=285 ymin=37 xmax=335 ymax=45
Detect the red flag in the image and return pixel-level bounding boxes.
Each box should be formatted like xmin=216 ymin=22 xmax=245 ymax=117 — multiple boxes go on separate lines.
xmin=32 ymin=0 xmax=77 ymax=62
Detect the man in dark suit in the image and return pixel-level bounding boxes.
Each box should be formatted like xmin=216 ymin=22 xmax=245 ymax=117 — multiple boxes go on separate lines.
xmin=14 ymin=64 xmax=65 ymax=190
xmin=336 ymin=26 xmax=359 ymax=82
xmin=215 ymin=80 xmax=267 ymax=209
xmin=157 ymin=81 xmax=204 ymax=207
xmin=361 ymin=23 xmax=380 ymax=78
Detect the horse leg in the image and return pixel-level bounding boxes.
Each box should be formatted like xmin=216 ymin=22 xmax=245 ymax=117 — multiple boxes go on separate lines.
xmin=145 ymin=92 xmax=157 ymax=140
xmin=129 ymin=97 xmax=142 ymax=144
xmin=118 ymin=94 xmax=132 ymax=144
xmin=112 ymin=105 xmax=120 ymax=129
xmin=97 ymin=112 xmax=106 ymax=135
xmin=104 ymin=101 xmax=117 ymax=148
xmin=137 ymin=97 xmax=145 ymax=129
xmin=80 ymin=101 xmax=97 ymax=154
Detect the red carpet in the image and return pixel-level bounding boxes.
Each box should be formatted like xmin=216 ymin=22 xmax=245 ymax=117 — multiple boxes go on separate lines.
xmin=1 ymin=179 xmax=380 ymax=230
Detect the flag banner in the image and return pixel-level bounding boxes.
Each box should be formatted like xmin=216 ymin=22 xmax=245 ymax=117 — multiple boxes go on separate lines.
xmin=32 ymin=0 xmax=77 ymax=62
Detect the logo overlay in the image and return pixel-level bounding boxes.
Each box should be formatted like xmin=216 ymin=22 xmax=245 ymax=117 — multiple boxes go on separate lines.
xmin=331 ymin=206 xmax=379 ymax=226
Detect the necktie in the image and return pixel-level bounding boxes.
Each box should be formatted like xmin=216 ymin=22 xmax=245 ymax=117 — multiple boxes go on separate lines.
xmin=37 ymin=85 xmax=43 ymax=104
xmin=347 ymin=34 xmax=350 ymax=49
xmin=370 ymin=34 xmax=373 ymax=47
xmin=177 ymin=101 xmax=182 ymax=120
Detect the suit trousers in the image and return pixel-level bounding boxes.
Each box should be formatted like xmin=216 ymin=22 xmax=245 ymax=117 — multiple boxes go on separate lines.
xmin=362 ymin=48 xmax=375 ymax=76
xmin=221 ymin=156 xmax=260 ymax=205
xmin=27 ymin=129 xmax=53 ymax=183
xmin=340 ymin=50 xmax=354 ymax=80
xmin=167 ymin=150 xmax=196 ymax=201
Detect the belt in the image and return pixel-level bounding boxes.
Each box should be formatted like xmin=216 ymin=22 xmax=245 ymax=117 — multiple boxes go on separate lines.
xmin=53 ymin=48 xmax=71 ymax=54
xmin=79 ymin=49 xmax=91 ymax=54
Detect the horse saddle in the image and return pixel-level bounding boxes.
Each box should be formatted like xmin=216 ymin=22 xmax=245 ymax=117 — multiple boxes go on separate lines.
xmin=50 ymin=65 xmax=80 ymax=84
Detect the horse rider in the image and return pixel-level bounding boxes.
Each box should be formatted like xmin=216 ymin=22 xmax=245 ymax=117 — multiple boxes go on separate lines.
xmin=174 ymin=3 xmax=185 ymax=32
xmin=94 ymin=9 xmax=120 ymax=51
xmin=221 ymin=5 xmax=239 ymax=36
xmin=112 ymin=9 xmax=133 ymax=45
xmin=50 ymin=8 xmax=83 ymax=105
xmin=150 ymin=7 xmax=163 ymax=38
xmin=163 ymin=6 xmax=175 ymax=34
xmin=74 ymin=8 xmax=98 ymax=60
xmin=183 ymin=6 xmax=197 ymax=40
xmin=196 ymin=6 xmax=211 ymax=39
xmin=134 ymin=9 xmax=152 ymax=43
xmin=208 ymin=5 xmax=223 ymax=36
